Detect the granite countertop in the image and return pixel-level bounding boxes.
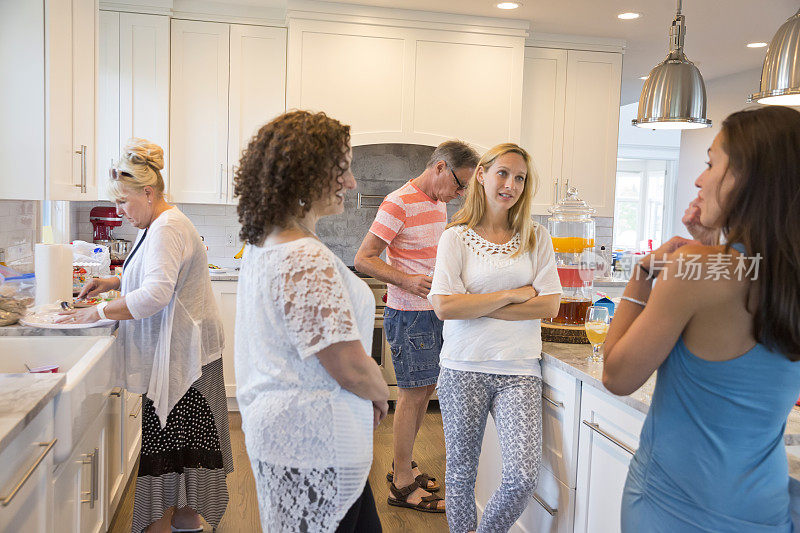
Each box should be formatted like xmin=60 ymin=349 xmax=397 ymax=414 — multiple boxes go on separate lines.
xmin=0 ymin=373 xmax=65 ymax=453
xmin=0 ymin=322 xmax=118 ymax=336
xmin=541 ymin=341 xmax=800 ymax=484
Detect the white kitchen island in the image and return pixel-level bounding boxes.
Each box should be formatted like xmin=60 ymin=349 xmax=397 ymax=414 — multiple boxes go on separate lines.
xmin=475 ymin=341 xmax=800 ymax=533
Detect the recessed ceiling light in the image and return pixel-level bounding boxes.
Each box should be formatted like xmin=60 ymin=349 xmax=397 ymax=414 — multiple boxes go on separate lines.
xmin=746 ymin=42 xmax=768 ymax=48
xmin=639 ymin=75 xmax=649 ymax=80
xmin=617 ymin=12 xmax=641 ymax=20
xmin=496 ymin=1 xmax=522 ymax=9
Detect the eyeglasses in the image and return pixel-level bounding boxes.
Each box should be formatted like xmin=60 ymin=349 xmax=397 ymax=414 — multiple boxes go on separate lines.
xmin=449 ymin=166 xmax=466 ymax=191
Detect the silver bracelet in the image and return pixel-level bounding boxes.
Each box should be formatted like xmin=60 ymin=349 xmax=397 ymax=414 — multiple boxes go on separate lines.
xmin=620 ymin=296 xmax=647 ymax=307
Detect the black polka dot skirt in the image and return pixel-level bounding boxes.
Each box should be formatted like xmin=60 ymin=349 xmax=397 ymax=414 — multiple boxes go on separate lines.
xmin=132 ymin=357 xmax=234 ymax=533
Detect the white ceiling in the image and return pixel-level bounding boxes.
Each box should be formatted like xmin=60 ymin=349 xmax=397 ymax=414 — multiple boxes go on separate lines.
xmin=230 ymin=0 xmax=798 ymax=105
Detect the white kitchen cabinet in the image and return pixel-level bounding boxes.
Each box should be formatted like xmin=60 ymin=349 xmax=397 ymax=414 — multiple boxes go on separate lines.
xmin=105 ymin=388 xmax=125 ymax=519
xmin=170 ymin=20 xmax=286 ymax=204
xmin=541 ymin=363 xmax=580 ymax=488
xmin=97 ymin=11 xmax=170 ymax=200
xmin=523 ymin=48 xmax=622 ymax=216
xmin=574 ymin=384 xmax=645 ymax=533
xmin=0 ymin=0 xmax=97 ymax=201
xmin=212 ymin=280 xmax=239 ymax=405
xmin=227 ymin=25 xmax=288 ymax=198
xmin=287 ymin=18 xmax=524 ymax=151
xmin=124 ymin=389 xmax=143 ymax=475
xmin=169 ymin=20 xmax=230 ymax=204
xmin=53 ymin=402 xmax=107 ymax=533
xmin=562 ymin=50 xmax=622 ymax=218
xmin=0 ymin=403 xmax=55 ymax=533
xmin=476 ymin=415 xmax=574 ymax=533
xmin=521 ymin=47 xmax=567 ymax=213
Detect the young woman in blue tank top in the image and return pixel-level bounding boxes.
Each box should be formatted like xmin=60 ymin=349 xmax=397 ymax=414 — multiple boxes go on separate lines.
xmin=603 ymin=105 xmax=800 ymax=532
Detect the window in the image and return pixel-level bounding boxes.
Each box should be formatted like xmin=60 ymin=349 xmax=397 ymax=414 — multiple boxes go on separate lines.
xmin=613 ymin=159 xmax=676 ymax=250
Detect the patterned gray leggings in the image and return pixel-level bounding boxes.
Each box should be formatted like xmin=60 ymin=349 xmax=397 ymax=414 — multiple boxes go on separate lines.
xmin=438 ymin=366 xmax=542 ymax=533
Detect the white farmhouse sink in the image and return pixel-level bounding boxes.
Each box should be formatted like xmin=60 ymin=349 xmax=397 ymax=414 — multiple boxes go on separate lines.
xmin=0 ymin=336 xmax=120 ymax=463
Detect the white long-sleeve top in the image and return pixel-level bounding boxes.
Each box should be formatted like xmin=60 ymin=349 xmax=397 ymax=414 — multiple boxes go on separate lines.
xmin=428 ymin=223 xmax=562 ymax=375
xmin=120 ymin=207 xmax=224 ymax=427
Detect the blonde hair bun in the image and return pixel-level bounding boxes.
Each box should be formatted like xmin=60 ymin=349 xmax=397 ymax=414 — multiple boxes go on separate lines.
xmin=122 ymin=138 xmax=164 ymax=171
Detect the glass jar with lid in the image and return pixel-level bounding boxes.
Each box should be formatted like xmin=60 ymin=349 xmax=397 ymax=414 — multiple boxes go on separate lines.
xmin=546 ymin=187 xmax=596 ymax=325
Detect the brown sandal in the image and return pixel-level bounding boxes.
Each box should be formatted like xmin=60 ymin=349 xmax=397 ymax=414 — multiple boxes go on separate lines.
xmin=387 ymin=480 xmax=445 ymax=513
xmin=386 ymin=461 xmax=440 ymax=492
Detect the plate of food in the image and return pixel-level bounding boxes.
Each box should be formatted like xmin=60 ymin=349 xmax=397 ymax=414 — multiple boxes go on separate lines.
xmin=19 ymin=304 xmax=116 ymax=329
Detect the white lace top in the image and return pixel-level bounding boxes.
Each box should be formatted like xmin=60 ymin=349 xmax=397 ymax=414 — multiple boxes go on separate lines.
xmin=428 ymin=224 xmax=562 ymax=375
xmin=234 ymin=237 xmax=375 ymax=532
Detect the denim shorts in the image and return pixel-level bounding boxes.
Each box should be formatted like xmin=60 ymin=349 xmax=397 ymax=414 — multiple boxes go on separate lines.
xmin=384 ymin=308 xmax=444 ymax=389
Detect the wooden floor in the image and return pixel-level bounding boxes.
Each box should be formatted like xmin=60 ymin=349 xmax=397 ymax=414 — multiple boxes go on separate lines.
xmin=109 ymin=407 xmax=449 ymax=532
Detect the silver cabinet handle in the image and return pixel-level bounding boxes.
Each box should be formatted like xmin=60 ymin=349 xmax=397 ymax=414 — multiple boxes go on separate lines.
xmin=533 ymin=492 xmax=557 ymax=516
xmin=552 ymin=179 xmax=559 ymax=204
xmin=80 ymin=448 xmax=98 ymax=508
xmin=582 ymin=420 xmax=636 ymax=456
xmin=130 ymin=396 xmax=142 ymax=418
xmin=228 ymin=165 xmax=237 ymax=201
xmin=219 ymin=164 xmax=225 ymax=200
xmin=0 ymin=439 xmax=57 ymax=506
xmin=542 ymin=393 xmax=564 ymax=409
xmin=74 ymin=145 xmax=87 ymax=193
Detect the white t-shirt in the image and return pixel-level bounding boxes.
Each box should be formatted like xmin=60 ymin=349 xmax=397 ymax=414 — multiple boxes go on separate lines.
xmin=428 ymin=223 xmax=562 ymax=376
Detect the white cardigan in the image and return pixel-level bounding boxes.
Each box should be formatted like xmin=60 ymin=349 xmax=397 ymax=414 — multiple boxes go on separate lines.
xmin=120 ymin=207 xmax=224 ymax=427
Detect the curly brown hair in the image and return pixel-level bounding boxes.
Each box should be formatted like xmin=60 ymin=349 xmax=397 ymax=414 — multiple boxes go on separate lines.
xmin=234 ymin=110 xmax=351 ymax=245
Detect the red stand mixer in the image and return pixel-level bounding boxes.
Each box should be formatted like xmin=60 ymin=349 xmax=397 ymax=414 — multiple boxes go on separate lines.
xmin=90 ymin=206 xmax=131 ymax=266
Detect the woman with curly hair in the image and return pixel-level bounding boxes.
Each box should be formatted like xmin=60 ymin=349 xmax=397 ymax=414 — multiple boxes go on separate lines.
xmin=233 ymin=110 xmax=389 ymax=532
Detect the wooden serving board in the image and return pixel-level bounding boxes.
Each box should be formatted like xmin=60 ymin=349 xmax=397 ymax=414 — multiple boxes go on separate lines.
xmin=542 ymin=322 xmax=589 ymax=344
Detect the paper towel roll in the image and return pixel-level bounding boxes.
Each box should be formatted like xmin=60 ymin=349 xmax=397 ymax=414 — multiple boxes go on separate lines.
xmin=35 ymin=244 xmax=73 ymax=307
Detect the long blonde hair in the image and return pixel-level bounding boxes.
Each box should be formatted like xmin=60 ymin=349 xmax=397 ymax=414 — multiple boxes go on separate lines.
xmin=448 ymin=143 xmax=539 ymax=256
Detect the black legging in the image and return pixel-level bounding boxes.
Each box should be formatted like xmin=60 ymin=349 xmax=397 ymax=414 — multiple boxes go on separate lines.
xmin=336 ymin=481 xmax=382 ymax=533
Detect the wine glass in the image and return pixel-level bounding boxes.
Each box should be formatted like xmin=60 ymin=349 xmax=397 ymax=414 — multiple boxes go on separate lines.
xmin=585 ymin=306 xmax=611 ymax=363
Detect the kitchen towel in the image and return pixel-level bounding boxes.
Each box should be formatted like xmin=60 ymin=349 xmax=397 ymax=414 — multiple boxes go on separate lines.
xmin=34 ymin=243 xmax=73 ymax=306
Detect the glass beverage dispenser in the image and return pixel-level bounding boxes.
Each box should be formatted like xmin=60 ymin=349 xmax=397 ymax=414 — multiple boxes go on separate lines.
xmin=547 ymin=187 xmax=596 ymax=325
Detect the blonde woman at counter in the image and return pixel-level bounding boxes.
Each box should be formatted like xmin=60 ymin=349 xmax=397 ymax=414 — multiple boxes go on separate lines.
xmin=429 ymin=143 xmax=561 ymax=533
xmin=603 ymin=106 xmax=800 ymax=532
xmin=58 ymin=138 xmax=232 ymax=533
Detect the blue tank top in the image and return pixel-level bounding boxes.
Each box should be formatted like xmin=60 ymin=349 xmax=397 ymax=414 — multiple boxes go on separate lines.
xmin=625 ymin=245 xmax=800 ymax=531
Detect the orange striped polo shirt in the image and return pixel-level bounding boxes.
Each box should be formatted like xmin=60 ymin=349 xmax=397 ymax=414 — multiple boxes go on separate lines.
xmin=369 ymin=180 xmax=447 ymax=311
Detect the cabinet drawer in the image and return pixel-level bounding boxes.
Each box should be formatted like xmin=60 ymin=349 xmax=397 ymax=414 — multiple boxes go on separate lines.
xmin=0 ymin=403 xmax=55 ymax=533
xmin=574 ymin=384 xmax=646 ymax=533
xmin=541 ymin=362 xmax=580 ymax=487
xmin=516 ymin=466 xmax=575 ymax=533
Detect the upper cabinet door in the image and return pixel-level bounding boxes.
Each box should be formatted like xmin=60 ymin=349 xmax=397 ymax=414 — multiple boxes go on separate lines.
xmin=169 ymin=20 xmax=230 ymax=204
xmin=562 ymin=50 xmax=622 ymax=218
xmin=48 ymin=0 xmax=97 ymax=201
xmin=227 ymin=25 xmax=287 ymax=203
xmin=119 ymin=13 xmax=170 ymax=196
xmin=411 ymin=33 xmax=523 ymax=152
xmin=0 ymin=0 xmax=45 ymax=200
xmin=286 ymin=19 xmax=524 ymax=151
xmin=521 ymin=47 xmax=568 ymax=215
xmin=97 ymin=10 xmax=120 ymax=201
xmin=287 ymin=21 xmax=407 ymax=146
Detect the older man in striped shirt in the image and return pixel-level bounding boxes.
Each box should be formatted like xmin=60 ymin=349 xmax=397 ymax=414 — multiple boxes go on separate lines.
xmin=355 ymin=140 xmax=479 ymax=513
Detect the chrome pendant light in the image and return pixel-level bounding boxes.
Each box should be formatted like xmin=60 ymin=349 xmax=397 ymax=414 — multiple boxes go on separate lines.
xmin=748 ymin=9 xmax=800 ymax=106
xmin=633 ymin=0 xmax=712 ymax=129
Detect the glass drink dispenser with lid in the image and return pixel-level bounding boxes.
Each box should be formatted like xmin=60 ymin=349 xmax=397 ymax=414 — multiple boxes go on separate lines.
xmin=547 ymin=187 xmax=596 ymax=325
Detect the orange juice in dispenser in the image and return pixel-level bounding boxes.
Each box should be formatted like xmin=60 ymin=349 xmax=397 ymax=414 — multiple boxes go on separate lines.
xmin=547 ymin=187 xmax=596 ymax=325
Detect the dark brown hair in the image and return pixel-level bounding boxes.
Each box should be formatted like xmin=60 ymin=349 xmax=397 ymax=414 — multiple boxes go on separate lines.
xmin=234 ymin=110 xmax=350 ymax=245
xmin=720 ymin=106 xmax=800 ymax=360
